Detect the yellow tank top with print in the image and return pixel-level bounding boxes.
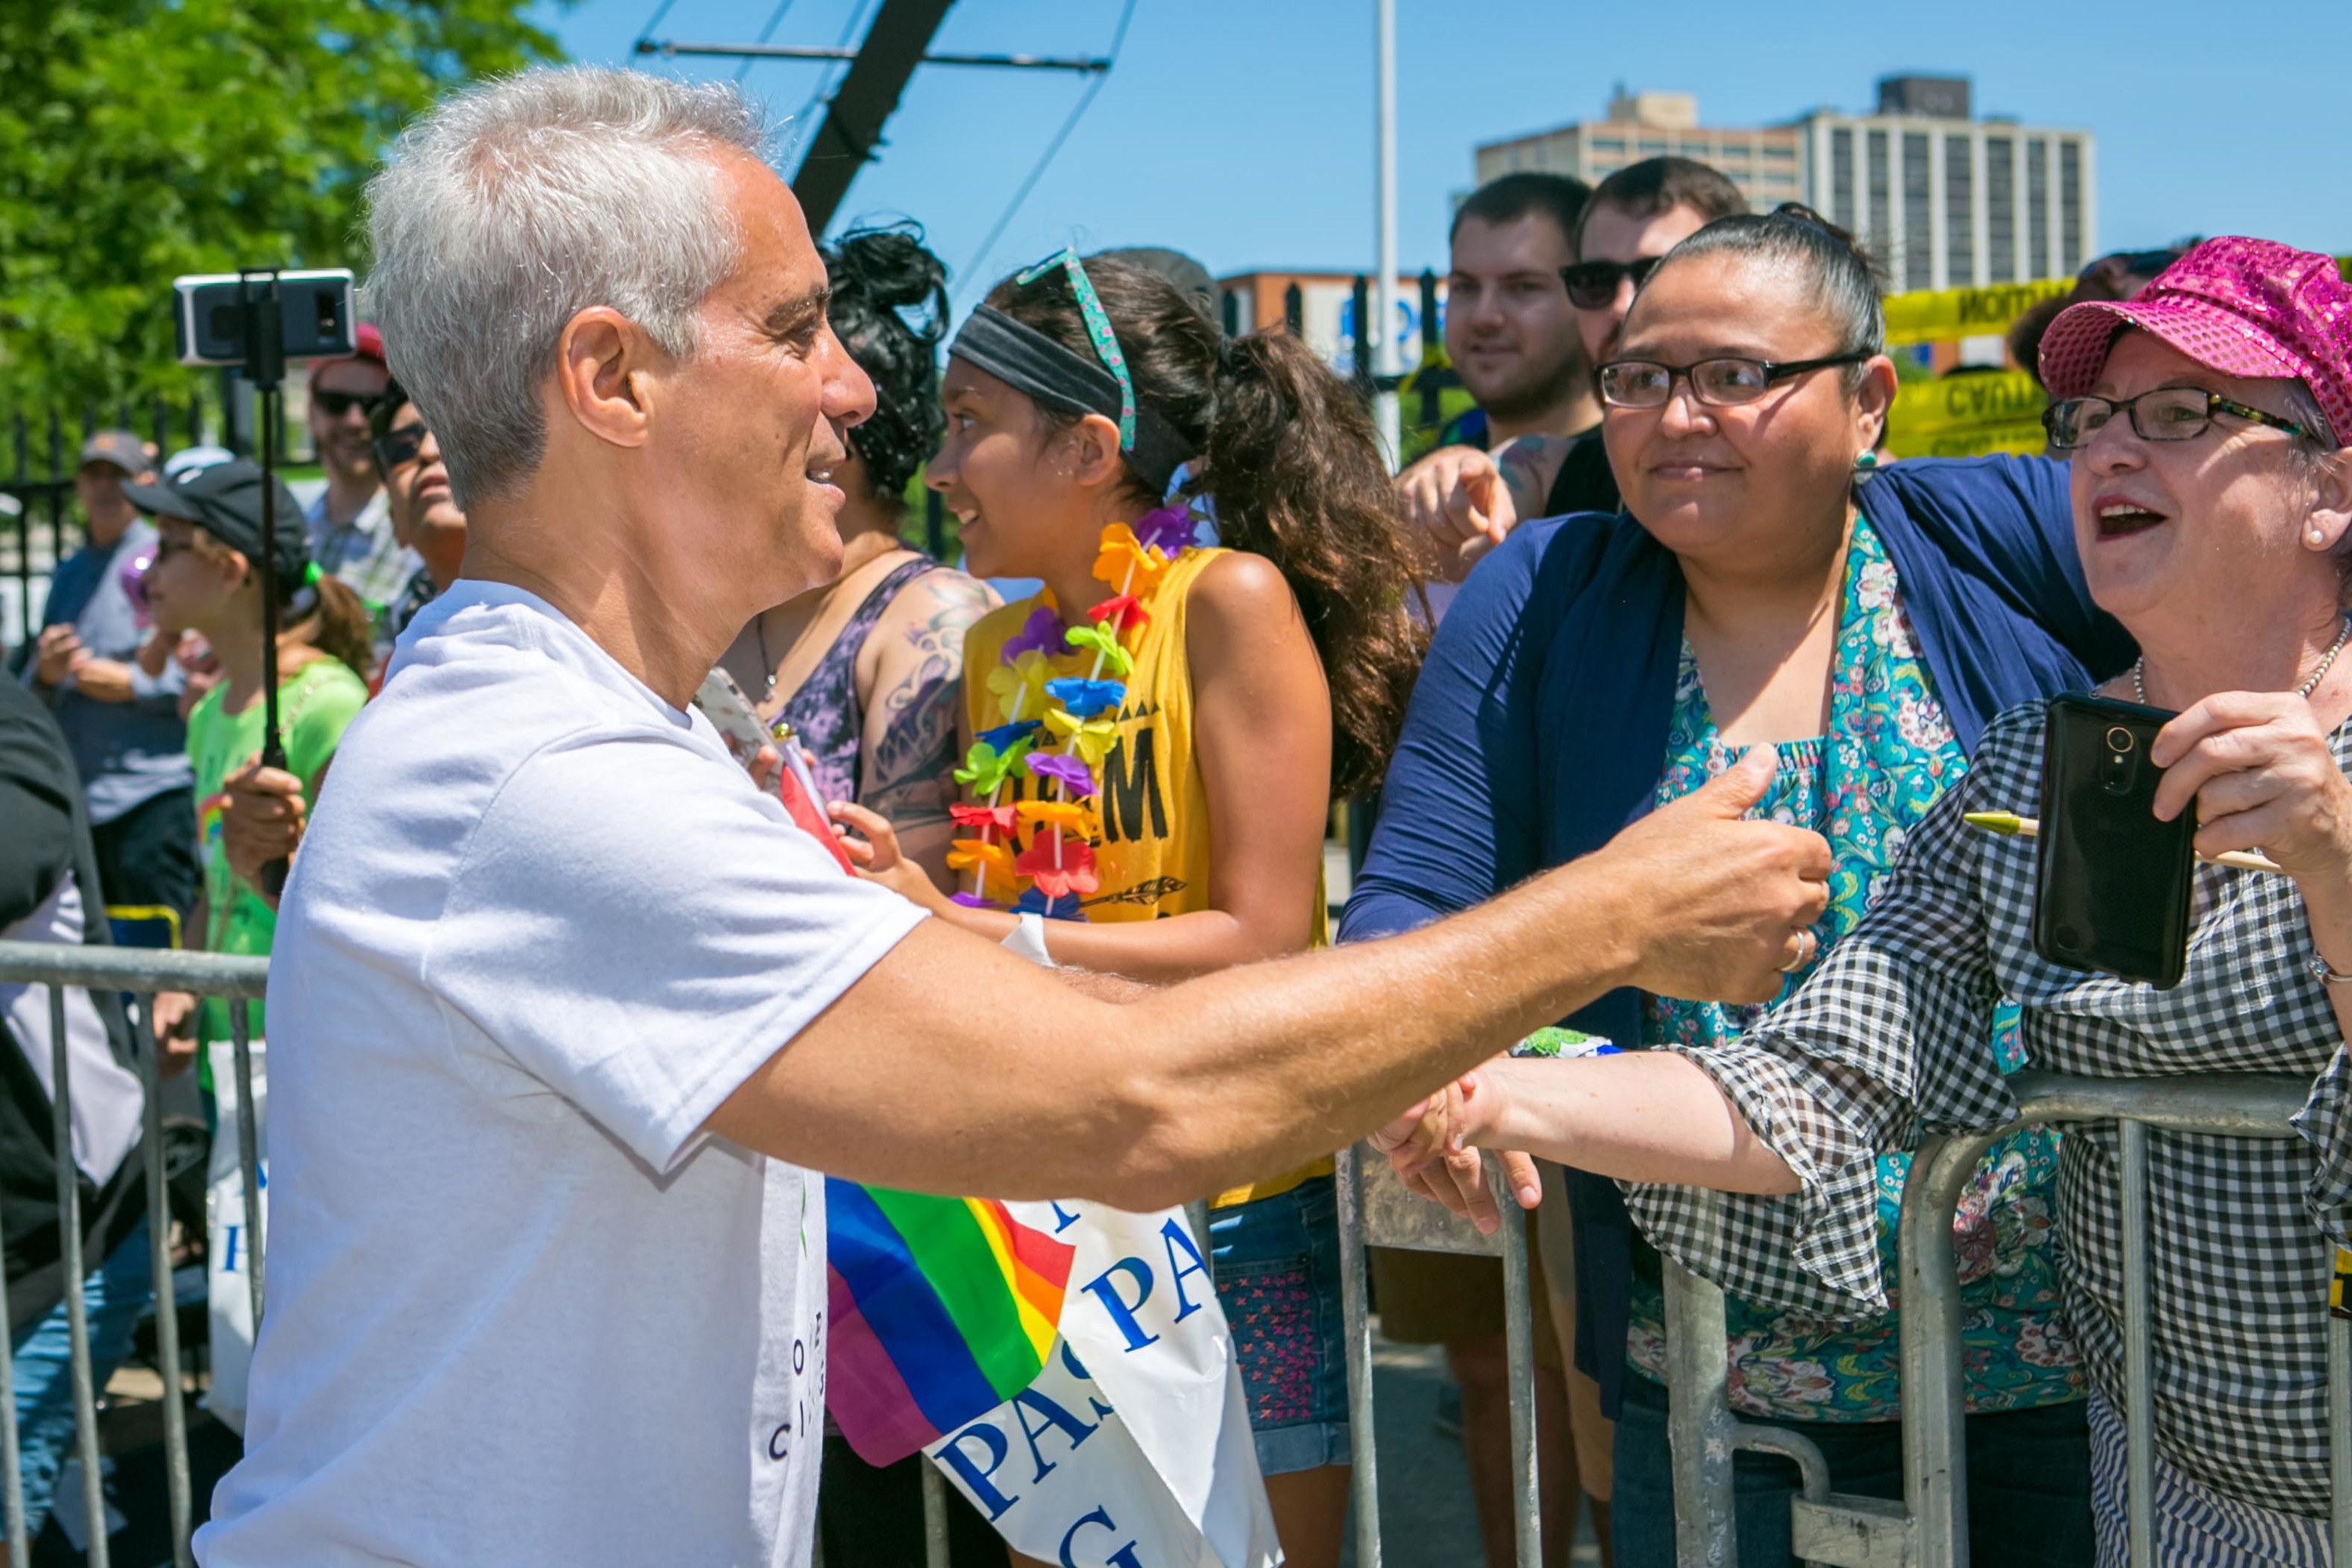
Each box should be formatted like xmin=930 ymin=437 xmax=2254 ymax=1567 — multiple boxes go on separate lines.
xmin=961 ymin=546 xmax=1330 ymax=1206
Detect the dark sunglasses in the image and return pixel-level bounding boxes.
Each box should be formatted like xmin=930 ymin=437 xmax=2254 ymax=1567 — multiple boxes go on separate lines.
xmin=372 ymin=423 xmax=430 ymax=472
xmin=1561 ymin=256 xmax=1665 ymax=310
xmin=313 ymin=390 xmax=374 ymax=419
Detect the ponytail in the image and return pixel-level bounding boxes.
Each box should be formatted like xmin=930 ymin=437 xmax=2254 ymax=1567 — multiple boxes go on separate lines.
xmin=985 ymin=256 xmax=1428 ymax=798
xmin=1197 ymin=329 xmax=1428 ymax=797
xmin=281 ymin=572 xmax=376 ymax=680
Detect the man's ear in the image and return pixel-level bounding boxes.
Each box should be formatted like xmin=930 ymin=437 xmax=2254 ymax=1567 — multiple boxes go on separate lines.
xmin=553 ymin=307 xmax=659 ymax=452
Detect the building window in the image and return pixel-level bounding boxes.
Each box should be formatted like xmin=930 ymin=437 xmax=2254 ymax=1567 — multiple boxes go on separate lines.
xmin=2028 ymin=136 xmax=2050 ymax=280
xmin=1638 ymin=139 xmax=1668 ymax=154
xmin=1591 ymin=136 xmax=1624 ymax=154
xmin=1986 ymin=136 xmax=2015 ymax=283
xmin=1901 ymin=132 xmax=1930 ymax=291
xmin=1831 ymin=128 xmax=1856 ymax=230
xmin=2060 ymin=140 xmax=2083 ymax=274
xmin=1945 ymin=134 xmax=1975 ymax=285
xmin=1764 ymin=143 xmax=1798 ymax=160
xmin=1868 ymin=129 xmax=1892 ymax=256
xmin=1763 ymin=171 xmax=1798 ymax=188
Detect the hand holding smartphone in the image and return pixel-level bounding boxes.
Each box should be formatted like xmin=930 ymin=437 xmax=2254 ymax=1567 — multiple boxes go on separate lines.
xmin=2031 ymin=693 xmax=2200 ymax=988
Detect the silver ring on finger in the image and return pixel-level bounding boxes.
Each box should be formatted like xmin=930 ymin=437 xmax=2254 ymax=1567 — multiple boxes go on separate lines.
xmin=1779 ymin=927 xmax=1817 ymax=975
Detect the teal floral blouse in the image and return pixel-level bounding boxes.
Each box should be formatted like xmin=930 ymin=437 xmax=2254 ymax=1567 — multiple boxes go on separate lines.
xmin=1621 ymin=516 xmax=2083 ymax=1421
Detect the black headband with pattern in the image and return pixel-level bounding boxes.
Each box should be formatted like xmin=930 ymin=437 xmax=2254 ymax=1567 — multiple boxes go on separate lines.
xmin=948 ymin=304 xmax=1197 ymax=498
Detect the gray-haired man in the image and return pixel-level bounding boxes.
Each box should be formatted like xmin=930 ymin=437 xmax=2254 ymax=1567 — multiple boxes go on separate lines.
xmin=197 ymin=67 xmax=1828 ymax=1567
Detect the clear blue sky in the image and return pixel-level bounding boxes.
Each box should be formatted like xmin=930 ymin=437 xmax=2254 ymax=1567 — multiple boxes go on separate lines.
xmin=550 ymin=0 xmax=2351 ymax=299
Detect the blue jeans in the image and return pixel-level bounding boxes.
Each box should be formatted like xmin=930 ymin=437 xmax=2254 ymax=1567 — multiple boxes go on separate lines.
xmin=1207 ymin=1175 xmax=1351 ymax=1475
xmin=1610 ymin=1367 xmax=2092 ymax=1567
xmin=9 ymin=1216 xmax=154 ymax=1539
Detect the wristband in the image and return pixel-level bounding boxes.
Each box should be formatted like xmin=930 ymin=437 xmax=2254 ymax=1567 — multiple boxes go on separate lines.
xmin=1000 ymin=911 xmax=1054 ymax=968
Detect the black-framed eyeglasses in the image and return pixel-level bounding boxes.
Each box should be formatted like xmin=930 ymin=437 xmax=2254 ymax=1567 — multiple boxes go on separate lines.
xmin=312 ymin=390 xmax=373 ymax=418
xmin=1598 ymin=352 xmax=1870 ymax=409
xmin=2042 ymin=387 xmax=2312 ymax=452
xmin=372 ymin=423 xmax=430 ymax=472
xmin=1561 ymin=256 xmax=1664 ymax=310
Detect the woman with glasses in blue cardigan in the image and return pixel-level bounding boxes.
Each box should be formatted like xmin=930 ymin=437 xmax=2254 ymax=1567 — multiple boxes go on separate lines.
xmin=1339 ymin=206 xmax=2132 ymax=1567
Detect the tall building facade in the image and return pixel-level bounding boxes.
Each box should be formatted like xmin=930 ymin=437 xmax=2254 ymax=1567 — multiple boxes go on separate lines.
xmin=1795 ymin=76 xmax=2096 ymax=292
xmin=1472 ymin=90 xmax=1805 ymax=205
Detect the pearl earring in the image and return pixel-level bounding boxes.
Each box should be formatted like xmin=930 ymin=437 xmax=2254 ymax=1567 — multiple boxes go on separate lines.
xmin=2313 ymin=528 xmax=2330 ymax=546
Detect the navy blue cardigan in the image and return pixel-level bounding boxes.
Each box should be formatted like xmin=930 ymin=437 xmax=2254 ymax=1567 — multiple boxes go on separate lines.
xmin=1337 ymin=456 xmax=2137 ymax=1415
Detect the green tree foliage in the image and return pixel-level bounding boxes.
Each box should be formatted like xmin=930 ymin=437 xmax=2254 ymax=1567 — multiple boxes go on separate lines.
xmin=0 ymin=0 xmax=566 ymax=408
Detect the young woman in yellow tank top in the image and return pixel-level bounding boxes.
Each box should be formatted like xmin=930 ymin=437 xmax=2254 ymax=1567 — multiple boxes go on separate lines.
xmin=833 ymin=251 xmax=1425 ymax=1568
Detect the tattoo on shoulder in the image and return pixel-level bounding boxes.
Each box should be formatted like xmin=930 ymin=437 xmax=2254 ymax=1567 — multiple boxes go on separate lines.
xmin=1494 ymin=435 xmax=1572 ymax=515
xmin=862 ymin=574 xmax=994 ymax=826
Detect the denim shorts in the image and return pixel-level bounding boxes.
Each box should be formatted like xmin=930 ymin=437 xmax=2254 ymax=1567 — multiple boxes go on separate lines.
xmin=1207 ymin=1174 xmax=1350 ymax=1475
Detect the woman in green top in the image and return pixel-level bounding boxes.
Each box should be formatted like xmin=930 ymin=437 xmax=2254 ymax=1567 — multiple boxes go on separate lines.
xmin=128 ymin=459 xmax=373 ymax=1060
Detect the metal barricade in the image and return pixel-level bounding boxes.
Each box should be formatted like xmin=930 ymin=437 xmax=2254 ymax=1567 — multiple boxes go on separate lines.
xmin=1663 ymin=1069 xmax=2352 ymax=1567
xmin=0 ymin=937 xmax=270 ymax=1568
xmin=1335 ymin=1140 xmax=1543 ymax=1566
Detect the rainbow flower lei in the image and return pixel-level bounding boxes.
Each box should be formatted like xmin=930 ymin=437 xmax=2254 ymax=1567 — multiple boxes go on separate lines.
xmin=953 ymin=503 xmax=1195 ymax=919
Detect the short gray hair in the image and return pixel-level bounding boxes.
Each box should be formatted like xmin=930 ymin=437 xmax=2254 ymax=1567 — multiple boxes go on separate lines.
xmin=365 ymin=67 xmax=770 ymax=506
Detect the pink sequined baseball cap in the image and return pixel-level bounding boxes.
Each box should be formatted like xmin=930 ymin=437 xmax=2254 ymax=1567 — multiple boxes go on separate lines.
xmin=2038 ymin=237 xmax=2352 ymax=447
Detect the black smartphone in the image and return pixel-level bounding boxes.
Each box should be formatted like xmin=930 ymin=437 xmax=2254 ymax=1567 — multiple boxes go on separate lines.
xmin=2031 ymin=692 xmax=2199 ymax=988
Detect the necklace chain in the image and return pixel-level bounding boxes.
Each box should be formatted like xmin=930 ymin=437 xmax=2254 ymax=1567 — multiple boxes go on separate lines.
xmin=2133 ymin=615 xmax=2352 ymax=706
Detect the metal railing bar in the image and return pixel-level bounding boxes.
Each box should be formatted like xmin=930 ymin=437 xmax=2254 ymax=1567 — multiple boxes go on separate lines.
xmin=0 ymin=942 xmax=267 ymax=1000
xmin=2329 ymin=1313 xmax=2352 ymax=1566
xmin=1496 ymin=1160 xmax=1541 ymax=1567
xmin=1897 ymin=1128 xmax=1995 ymax=1568
xmin=50 ymin=987 xmax=111 ymax=1567
xmin=1731 ymin=1424 xmax=1833 ymax=1504
xmin=2002 ymin=1069 xmax=2307 ymax=1138
xmin=1664 ymin=1258 xmax=1737 ymax=1567
xmin=0 ymin=1042 xmax=24 ymax=1568
xmin=132 ymin=999 xmax=194 ymax=1566
xmin=1334 ymin=1143 xmax=1382 ymax=1568
xmin=920 ymin=1458 xmax=949 ymax=1568
xmin=2119 ymin=1118 xmax=2154 ymax=1566
xmin=230 ymin=1001 xmax=264 ymax=1327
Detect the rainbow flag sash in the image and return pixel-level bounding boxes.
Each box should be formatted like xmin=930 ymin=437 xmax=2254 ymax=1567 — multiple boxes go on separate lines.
xmin=826 ymin=1180 xmax=1079 ymax=1465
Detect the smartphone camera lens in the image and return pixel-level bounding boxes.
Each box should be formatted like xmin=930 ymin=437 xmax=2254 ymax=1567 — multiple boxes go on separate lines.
xmin=2106 ymin=727 xmax=2136 ymax=754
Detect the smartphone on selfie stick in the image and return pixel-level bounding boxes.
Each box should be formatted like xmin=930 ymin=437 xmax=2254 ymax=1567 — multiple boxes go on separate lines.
xmin=2031 ymin=692 xmax=2200 ymax=989
xmin=174 ymin=267 xmax=358 ymax=896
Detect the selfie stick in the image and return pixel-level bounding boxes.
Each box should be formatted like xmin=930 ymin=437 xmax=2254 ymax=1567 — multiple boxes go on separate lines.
xmin=238 ymin=269 xmax=292 ymax=896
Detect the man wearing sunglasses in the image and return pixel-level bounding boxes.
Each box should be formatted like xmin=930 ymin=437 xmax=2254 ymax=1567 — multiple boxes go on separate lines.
xmin=303 ymin=323 xmax=419 ymax=623
xmin=1400 ymin=158 xmax=1747 ymax=585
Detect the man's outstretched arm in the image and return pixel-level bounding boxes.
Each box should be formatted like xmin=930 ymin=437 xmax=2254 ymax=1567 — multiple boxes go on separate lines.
xmin=707 ymin=748 xmax=1827 ymax=1209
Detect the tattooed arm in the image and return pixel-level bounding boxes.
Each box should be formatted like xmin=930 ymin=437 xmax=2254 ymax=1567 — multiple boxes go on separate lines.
xmin=857 ymin=568 xmax=999 ymax=887
xmin=1392 ymin=434 xmax=1574 ymax=583
xmin=1491 ymin=434 xmax=1574 ymax=521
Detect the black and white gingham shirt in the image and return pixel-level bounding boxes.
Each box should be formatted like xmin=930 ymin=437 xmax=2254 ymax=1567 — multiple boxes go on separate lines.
xmin=1625 ymin=700 xmax=2352 ymax=1519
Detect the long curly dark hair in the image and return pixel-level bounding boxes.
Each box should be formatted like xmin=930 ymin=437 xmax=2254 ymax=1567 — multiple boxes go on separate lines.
xmin=985 ymin=256 xmax=1428 ymax=798
xmin=822 ymin=223 xmax=950 ymax=517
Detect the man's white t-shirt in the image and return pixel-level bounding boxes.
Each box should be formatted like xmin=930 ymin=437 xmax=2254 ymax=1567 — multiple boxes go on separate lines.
xmin=196 ymin=583 xmax=925 ymax=1567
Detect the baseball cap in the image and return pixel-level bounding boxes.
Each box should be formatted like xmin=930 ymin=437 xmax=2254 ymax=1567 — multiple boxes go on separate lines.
xmin=78 ymin=430 xmax=151 ymax=476
xmin=121 ymin=459 xmax=312 ymax=588
xmin=2038 ymin=237 xmax=2351 ymax=447
xmin=307 ymin=321 xmax=387 ymax=392
xmin=162 ymin=445 xmax=235 ymax=481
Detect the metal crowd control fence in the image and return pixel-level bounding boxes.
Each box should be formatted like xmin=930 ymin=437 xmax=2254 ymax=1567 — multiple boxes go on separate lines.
xmin=0 ymin=938 xmax=270 ymax=1568
xmin=1662 ymin=1069 xmax=2352 ymax=1567
xmin=1335 ymin=1141 xmax=1544 ymax=1566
